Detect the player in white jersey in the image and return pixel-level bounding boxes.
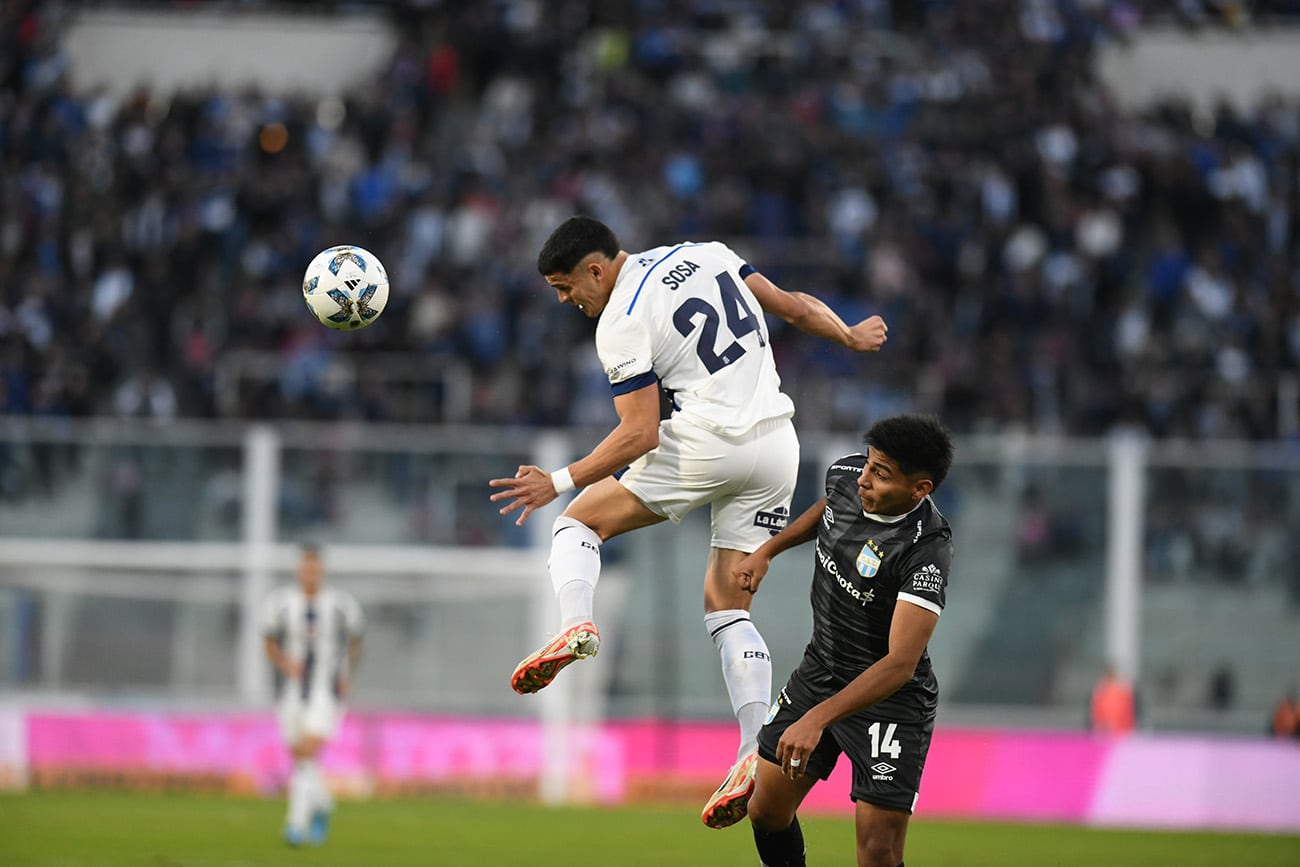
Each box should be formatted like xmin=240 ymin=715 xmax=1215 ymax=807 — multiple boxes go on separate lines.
xmin=261 ymin=543 xmax=364 ymax=847
xmin=490 ymin=216 xmax=888 ymax=828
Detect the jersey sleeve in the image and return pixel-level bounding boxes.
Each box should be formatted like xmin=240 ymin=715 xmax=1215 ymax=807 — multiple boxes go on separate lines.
xmin=708 ymin=241 xmax=756 ymax=280
xmin=259 ymin=589 xmax=285 ymax=638
xmin=595 ymin=311 xmax=657 ymax=396
xmin=896 ymin=537 xmax=952 ymax=617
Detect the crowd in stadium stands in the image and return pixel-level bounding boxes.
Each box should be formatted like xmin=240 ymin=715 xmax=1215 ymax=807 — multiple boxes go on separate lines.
xmin=2 ymin=0 xmax=1300 ymax=439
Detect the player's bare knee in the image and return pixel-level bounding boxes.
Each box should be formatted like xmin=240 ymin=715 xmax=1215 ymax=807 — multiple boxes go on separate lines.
xmin=552 ymin=514 xmax=596 ymax=537
xmin=703 ymin=571 xmax=755 ymax=613
xmin=746 ymin=795 xmax=794 ymax=832
xmin=856 ymin=830 xmax=902 ymax=867
xmin=294 ymin=736 xmax=324 ymax=759
xmin=703 ymin=593 xmax=752 ymax=615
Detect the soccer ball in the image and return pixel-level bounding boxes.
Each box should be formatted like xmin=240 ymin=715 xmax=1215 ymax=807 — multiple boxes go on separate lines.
xmin=302 ymin=245 xmax=390 ymax=330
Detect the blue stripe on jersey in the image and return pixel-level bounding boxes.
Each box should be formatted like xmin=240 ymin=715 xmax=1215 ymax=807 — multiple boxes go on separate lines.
xmin=738 ymin=263 xmax=755 ymax=279
xmin=610 ymin=370 xmax=658 ymax=396
xmin=626 ymin=243 xmax=709 ymax=314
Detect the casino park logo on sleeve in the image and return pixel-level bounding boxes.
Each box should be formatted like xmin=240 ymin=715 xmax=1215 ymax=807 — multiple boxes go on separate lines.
xmin=909 ymin=564 xmax=945 ymax=594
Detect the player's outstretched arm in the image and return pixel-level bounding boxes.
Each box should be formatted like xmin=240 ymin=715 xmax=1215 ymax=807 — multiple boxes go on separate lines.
xmin=775 ymin=601 xmax=939 ymax=779
xmin=743 ymin=271 xmax=887 ymax=352
xmin=489 ymin=382 xmax=661 ymax=526
xmin=734 ymin=497 xmax=826 ymax=593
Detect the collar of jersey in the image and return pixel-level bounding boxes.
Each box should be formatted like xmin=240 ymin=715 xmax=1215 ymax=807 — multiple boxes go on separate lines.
xmin=625 ymin=243 xmax=707 ymax=315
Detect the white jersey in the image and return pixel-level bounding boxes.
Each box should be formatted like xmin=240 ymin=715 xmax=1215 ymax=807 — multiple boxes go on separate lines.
xmin=597 ymin=241 xmax=795 ymax=436
xmin=260 ymin=585 xmax=364 ymax=702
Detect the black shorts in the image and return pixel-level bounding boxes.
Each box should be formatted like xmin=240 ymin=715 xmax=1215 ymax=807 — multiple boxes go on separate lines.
xmin=757 ymin=656 xmax=935 ymax=812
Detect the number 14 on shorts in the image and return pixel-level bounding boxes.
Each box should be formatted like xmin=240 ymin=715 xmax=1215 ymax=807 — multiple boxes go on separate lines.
xmin=868 ymin=721 xmax=902 ymax=759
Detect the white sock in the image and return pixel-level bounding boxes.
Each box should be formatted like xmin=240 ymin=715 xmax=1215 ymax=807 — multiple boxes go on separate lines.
xmin=549 ymin=516 xmax=602 ymax=630
xmin=704 ymin=609 xmax=772 ymax=760
xmin=304 ymin=760 xmax=333 ymax=814
xmin=287 ymin=759 xmax=314 ymax=832
xmin=736 ymin=700 xmax=768 ymax=756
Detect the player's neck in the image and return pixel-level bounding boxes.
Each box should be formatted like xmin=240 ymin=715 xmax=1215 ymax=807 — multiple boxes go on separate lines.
xmin=863 ymin=496 xmax=926 ymax=523
xmin=609 ymin=250 xmax=629 ymax=284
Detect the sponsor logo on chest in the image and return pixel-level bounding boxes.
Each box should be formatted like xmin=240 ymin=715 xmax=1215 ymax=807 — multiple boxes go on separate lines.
xmin=819 ymin=542 xmax=875 ymax=606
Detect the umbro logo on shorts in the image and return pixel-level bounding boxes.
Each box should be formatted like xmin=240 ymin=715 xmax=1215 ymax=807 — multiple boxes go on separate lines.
xmin=870 ymin=762 xmax=896 ymax=780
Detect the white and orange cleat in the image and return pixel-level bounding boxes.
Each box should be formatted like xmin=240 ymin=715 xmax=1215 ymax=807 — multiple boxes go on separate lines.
xmin=701 ymin=749 xmax=758 ymax=829
xmin=510 ymin=622 xmax=601 ymax=695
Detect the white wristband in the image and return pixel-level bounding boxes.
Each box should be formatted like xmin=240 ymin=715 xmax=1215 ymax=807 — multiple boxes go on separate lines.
xmin=551 ymin=466 xmax=575 ymax=495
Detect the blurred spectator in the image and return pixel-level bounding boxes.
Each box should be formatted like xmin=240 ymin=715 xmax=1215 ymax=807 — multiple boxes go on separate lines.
xmin=1015 ymin=482 xmax=1086 ymax=567
xmin=1089 ymin=662 xmax=1138 ymax=735
xmin=106 ymin=447 xmax=145 ymax=539
xmin=1269 ymin=689 xmax=1300 ymax=739
xmin=0 ymin=1 xmax=1297 ymax=440
xmin=1016 ymin=484 xmax=1053 ymax=565
xmin=112 ymin=368 xmax=177 ymax=421
xmin=1207 ymin=663 xmax=1238 ymax=711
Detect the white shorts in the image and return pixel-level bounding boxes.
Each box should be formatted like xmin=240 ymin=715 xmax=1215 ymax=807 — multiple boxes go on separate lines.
xmin=620 ymin=415 xmax=799 ymax=552
xmin=277 ymin=690 xmax=344 ymax=745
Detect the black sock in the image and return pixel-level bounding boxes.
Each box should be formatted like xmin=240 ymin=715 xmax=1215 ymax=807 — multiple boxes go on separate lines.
xmin=753 ymin=815 xmax=805 ymax=867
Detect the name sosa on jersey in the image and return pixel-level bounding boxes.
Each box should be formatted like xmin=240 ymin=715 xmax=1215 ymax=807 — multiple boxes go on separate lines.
xmin=661 ymin=259 xmax=700 ymax=289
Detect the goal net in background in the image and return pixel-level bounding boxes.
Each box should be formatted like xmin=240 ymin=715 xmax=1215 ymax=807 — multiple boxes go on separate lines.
xmin=0 ymin=537 xmax=630 ymax=803
xmin=0 ymin=420 xmax=629 ymax=803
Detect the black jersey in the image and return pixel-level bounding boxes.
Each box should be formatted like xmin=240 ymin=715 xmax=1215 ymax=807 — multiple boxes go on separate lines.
xmin=803 ymin=452 xmax=953 ymax=715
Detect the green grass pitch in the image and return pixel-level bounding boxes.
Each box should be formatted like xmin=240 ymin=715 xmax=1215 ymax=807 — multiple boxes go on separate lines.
xmin=1 ymin=792 xmax=1297 ymax=866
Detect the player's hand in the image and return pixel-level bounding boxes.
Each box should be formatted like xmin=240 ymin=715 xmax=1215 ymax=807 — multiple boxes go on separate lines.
xmin=775 ymin=716 xmax=824 ymax=781
xmin=282 ymin=660 xmax=303 ymax=680
xmin=734 ymin=552 xmax=772 ymax=594
xmin=335 ymin=676 xmax=351 ymax=700
xmin=489 ymin=465 xmax=559 ymax=526
xmin=848 ymin=315 xmax=888 ymax=352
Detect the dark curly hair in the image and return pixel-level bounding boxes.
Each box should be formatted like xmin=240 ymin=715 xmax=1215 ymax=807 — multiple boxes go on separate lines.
xmin=537 ymin=216 xmax=622 ymax=276
xmin=864 ymin=414 xmax=954 ymax=490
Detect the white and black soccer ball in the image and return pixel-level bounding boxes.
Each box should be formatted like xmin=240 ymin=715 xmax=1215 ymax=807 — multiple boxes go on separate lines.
xmin=302 ymin=245 xmax=390 ymax=330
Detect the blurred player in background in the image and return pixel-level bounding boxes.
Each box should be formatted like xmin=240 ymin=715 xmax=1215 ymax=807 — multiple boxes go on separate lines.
xmin=261 ymin=542 xmax=364 ymax=847
xmin=489 ymin=215 xmax=888 ymax=828
xmin=734 ymin=414 xmax=954 ymax=867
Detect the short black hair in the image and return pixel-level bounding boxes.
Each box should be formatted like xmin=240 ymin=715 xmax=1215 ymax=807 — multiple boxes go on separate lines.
xmin=537 ymin=216 xmax=622 ymax=276
xmin=864 ymin=414 xmax=954 ymax=490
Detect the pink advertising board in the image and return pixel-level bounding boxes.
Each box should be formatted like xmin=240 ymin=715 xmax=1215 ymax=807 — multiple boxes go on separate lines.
xmin=19 ymin=711 xmax=1300 ymax=832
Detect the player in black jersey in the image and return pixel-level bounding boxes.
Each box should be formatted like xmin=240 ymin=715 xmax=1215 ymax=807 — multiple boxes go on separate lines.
xmin=735 ymin=414 xmax=954 ymax=867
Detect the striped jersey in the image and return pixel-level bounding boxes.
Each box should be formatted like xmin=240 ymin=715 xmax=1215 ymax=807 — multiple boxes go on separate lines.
xmin=260 ymin=585 xmax=364 ymax=699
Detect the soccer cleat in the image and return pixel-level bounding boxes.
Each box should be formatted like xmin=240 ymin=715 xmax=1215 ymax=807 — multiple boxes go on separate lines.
xmin=283 ymin=827 xmax=307 ymax=848
xmin=510 ymin=622 xmax=600 ymax=694
xmin=701 ymin=750 xmax=758 ymax=829
xmin=308 ymin=809 xmax=331 ymax=845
